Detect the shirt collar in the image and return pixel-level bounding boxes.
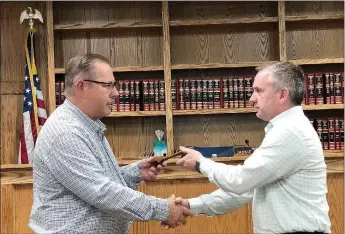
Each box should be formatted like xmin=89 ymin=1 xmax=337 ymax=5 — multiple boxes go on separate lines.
xmin=63 ymin=99 xmax=106 ymax=133
xmin=264 ymin=105 xmax=303 ymax=134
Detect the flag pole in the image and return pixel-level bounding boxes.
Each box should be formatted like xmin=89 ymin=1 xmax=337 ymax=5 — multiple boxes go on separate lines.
xmin=25 ymin=31 xmax=40 ymax=135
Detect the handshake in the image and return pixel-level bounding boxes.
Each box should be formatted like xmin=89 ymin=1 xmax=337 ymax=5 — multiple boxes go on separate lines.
xmin=162 ymin=194 xmax=192 ymax=230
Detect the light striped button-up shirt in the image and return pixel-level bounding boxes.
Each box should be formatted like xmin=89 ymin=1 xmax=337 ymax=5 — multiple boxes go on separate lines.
xmin=29 ymin=100 xmax=169 ymax=234
xmin=189 ymin=106 xmax=331 ymax=234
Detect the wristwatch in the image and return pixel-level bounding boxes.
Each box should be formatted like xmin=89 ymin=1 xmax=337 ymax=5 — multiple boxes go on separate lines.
xmin=195 ymin=159 xmax=201 ymax=173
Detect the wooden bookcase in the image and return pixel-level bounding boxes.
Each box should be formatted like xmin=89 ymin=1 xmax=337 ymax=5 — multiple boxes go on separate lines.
xmin=0 ymin=2 xmax=344 ymax=234
xmin=43 ymin=1 xmax=344 ymax=159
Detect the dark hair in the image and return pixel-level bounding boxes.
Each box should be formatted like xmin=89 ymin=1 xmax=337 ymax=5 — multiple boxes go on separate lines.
xmin=64 ymin=54 xmax=110 ymax=95
xmin=256 ymin=62 xmax=305 ymax=105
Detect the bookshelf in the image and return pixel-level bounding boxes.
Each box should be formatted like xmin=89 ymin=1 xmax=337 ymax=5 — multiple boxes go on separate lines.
xmin=45 ymin=1 xmax=345 ymax=159
xmin=1 ymin=2 xmax=343 ymax=234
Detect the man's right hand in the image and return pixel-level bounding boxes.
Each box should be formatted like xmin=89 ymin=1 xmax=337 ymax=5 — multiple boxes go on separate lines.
xmin=161 ymin=196 xmax=191 ymax=230
xmin=163 ymin=194 xmax=192 ymax=229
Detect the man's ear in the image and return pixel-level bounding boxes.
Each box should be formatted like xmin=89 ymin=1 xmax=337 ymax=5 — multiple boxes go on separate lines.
xmin=74 ymin=80 xmax=85 ymax=92
xmin=279 ymin=88 xmax=290 ymax=102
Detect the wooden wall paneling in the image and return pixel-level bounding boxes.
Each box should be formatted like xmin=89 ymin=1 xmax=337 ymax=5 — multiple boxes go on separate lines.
xmin=53 ymin=1 xmax=163 ymax=68
xmin=53 ymin=2 xmax=162 ymax=26
xmin=278 ymin=1 xmax=287 ymax=61
xmin=14 ymin=185 xmax=34 ymax=234
xmin=1 ymin=96 xmax=23 ymax=164
xmin=327 ymin=174 xmax=344 ymax=234
xmin=286 ymin=20 xmax=344 ymax=60
xmin=85 ymin=28 xmax=162 ymax=68
xmin=173 ymin=113 xmax=266 ymax=149
xmin=110 ymin=28 xmax=162 ymax=67
xmin=168 ymin=2 xmax=277 ymax=21
xmin=110 ymin=30 xmax=143 ymax=67
xmin=162 ymin=1 xmax=174 ymax=156
xmin=46 ymin=1 xmax=56 ymax=114
xmin=1 ymin=185 xmax=15 ymax=234
xmin=141 ymin=28 xmax=164 ymax=66
xmin=0 ymin=83 xmax=24 ymax=95
xmin=0 ymin=2 xmax=29 ymax=83
xmin=0 ymin=0 xmax=31 ymax=153
xmin=54 ymin=31 xmax=88 ymax=68
xmin=103 ymin=116 xmax=166 ymax=159
xmin=171 ymin=23 xmax=279 ymax=65
xmin=285 ymin=1 xmax=344 ymax=17
xmin=1 ymin=184 xmax=34 ymax=234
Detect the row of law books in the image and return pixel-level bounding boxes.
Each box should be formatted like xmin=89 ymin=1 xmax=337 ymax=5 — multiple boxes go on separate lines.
xmin=55 ymin=73 xmax=344 ymax=111
xmin=55 ymin=81 xmax=66 ymax=107
xmin=305 ymin=72 xmax=344 ymax=105
xmin=310 ymin=117 xmax=344 ymax=150
xmin=111 ymin=77 xmax=255 ymax=112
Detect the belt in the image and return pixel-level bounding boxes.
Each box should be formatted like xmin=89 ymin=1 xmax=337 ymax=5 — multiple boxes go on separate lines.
xmin=283 ymin=232 xmax=326 ymax=234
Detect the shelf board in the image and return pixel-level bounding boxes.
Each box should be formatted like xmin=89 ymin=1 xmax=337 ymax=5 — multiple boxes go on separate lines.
xmin=107 ymin=104 xmax=342 ymax=117
xmin=54 ymin=58 xmax=343 ymax=74
xmin=169 ymin=17 xmax=278 ymax=27
xmin=286 ymin=14 xmax=344 ymax=22
xmin=301 ymin=104 xmax=343 ymax=111
xmin=171 ymin=61 xmax=277 ymax=70
xmin=53 ymin=22 xmax=162 ymax=31
xmin=290 ymin=58 xmax=344 ymax=65
xmin=173 ymin=108 xmax=256 ymax=116
xmin=108 ymin=110 xmax=166 ymax=117
xmin=55 ymin=65 xmax=164 ymax=74
xmin=2 ymin=150 xmax=342 ymax=171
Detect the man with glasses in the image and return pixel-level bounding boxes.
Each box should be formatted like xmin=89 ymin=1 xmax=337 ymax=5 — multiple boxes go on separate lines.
xmin=29 ymin=54 xmax=191 ymax=234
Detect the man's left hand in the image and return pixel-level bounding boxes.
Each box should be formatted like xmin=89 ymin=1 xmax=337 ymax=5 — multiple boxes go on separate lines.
xmin=176 ymin=146 xmax=202 ymax=171
xmin=138 ymin=156 xmax=163 ymax=181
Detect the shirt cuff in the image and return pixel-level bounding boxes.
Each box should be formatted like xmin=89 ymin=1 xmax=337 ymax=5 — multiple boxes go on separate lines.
xmin=199 ymin=157 xmax=217 ymax=177
xmin=151 ymin=198 xmax=169 ymax=221
xmin=188 ymin=197 xmax=206 ymax=215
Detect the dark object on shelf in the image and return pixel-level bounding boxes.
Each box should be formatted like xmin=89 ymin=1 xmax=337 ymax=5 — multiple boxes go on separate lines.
xmin=191 ymin=146 xmax=235 ymax=158
xmin=234 ymin=146 xmax=256 ymax=155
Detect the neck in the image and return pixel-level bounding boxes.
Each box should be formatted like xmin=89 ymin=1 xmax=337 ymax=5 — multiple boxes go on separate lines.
xmin=66 ymin=96 xmax=98 ymax=120
xmin=270 ymin=103 xmax=295 ymax=121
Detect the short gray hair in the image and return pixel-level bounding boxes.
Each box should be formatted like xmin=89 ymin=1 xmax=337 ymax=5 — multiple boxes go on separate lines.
xmin=64 ymin=54 xmax=110 ymax=95
xmin=256 ymin=62 xmax=305 ymax=105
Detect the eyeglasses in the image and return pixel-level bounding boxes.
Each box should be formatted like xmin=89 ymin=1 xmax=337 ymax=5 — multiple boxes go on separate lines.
xmin=83 ymin=79 xmax=118 ymax=90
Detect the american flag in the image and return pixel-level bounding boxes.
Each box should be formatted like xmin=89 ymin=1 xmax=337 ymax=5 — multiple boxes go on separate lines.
xmin=18 ymin=32 xmax=47 ymax=164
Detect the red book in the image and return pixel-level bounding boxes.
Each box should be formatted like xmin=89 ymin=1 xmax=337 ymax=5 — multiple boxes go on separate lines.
xmin=307 ymin=74 xmax=315 ymax=105
xmin=316 ymin=119 xmax=323 ymax=149
xmin=328 ymin=118 xmax=336 ymax=150
xmin=321 ymin=118 xmax=329 ymax=150
xmin=334 ymin=73 xmax=342 ymax=104
xmin=315 ymin=73 xmax=324 ymax=105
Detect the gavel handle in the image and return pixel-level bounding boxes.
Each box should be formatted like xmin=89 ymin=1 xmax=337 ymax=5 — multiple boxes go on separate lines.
xmin=153 ymin=151 xmax=186 ymax=167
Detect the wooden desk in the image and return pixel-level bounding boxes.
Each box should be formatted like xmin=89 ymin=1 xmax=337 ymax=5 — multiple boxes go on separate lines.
xmin=1 ymin=155 xmax=343 ymax=234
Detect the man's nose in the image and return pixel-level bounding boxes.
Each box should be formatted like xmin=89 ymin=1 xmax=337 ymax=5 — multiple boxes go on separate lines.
xmin=249 ymin=92 xmax=256 ymax=105
xmin=111 ymin=87 xmax=119 ymax=98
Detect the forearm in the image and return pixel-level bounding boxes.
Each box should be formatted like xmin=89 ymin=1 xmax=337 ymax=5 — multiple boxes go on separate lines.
xmin=83 ymin=178 xmax=169 ymax=221
xmin=120 ymin=163 xmax=142 ymax=189
xmin=188 ymin=188 xmax=253 ymax=216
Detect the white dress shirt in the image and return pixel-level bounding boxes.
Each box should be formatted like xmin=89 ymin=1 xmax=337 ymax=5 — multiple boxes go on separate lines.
xmin=189 ymin=106 xmax=331 ymax=234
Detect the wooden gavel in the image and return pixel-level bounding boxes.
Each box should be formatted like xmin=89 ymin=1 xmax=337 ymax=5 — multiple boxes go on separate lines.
xmin=152 ymin=150 xmax=187 ymax=167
